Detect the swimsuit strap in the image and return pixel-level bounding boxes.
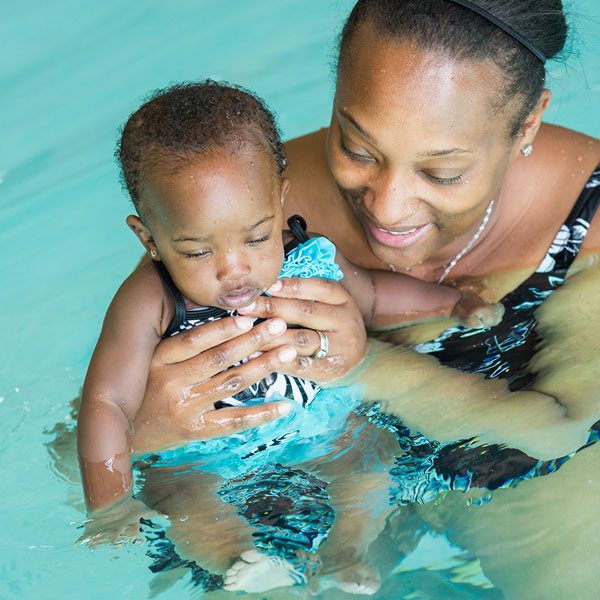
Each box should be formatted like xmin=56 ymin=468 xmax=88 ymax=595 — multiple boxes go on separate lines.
xmin=287 ymin=214 xmax=309 ymax=244
xmin=559 ymin=164 xmax=600 ymax=228
xmin=534 ymin=163 xmax=600 ymax=277
xmin=153 ymin=260 xmax=188 ymax=337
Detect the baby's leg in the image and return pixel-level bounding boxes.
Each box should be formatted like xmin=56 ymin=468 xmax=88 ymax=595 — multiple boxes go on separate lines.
xmin=318 ymin=471 xmax=393 ymax=595
xmin=307 ymin=415 xmax=399 ymax=595
xmin=140 ymin=467 xmax=254 ymax=575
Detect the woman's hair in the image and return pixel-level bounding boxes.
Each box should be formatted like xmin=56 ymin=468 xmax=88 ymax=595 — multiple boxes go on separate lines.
xmin=117 ymin=80 xmax=286 ymax=214
xmin=337 ymin=0 xmax=568 ymax=138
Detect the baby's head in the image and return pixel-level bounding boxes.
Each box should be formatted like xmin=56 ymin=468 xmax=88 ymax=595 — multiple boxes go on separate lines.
xmin=118 ymin=81 xmax=288 ymax=310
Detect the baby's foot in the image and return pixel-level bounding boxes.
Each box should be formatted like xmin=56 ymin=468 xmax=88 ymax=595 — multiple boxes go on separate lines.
xmin=222 ymin=549 xmax=306 ymax=593
xmin=453 ymin=293 xmax=505 ymax=329
xmin=334 ymin=561 xmax=381 ymax=596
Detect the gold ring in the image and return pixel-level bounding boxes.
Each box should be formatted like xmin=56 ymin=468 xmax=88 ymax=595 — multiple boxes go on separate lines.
xmin=311 ymin=330 xmax=329 ymax=359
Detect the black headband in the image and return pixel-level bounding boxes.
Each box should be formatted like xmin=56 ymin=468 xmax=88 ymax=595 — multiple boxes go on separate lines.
xmin=446 ymin=0 xmax=547 ymax=63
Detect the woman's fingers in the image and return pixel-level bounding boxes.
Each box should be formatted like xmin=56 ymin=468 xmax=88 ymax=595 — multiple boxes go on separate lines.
xmin=200 ymin=401 xmax=293 ymax=436
xmin=152 ymin=316 xmax=258 ymax=364
xmin=259 ymin=328 xmax=322 ymax=356
xmin=180 ymin=345 xmax=298 ymax=413
xmin=238 ymin=296 xmax=343 ymax=332
xmin=235 ymin=278 xmax=367 ymax=384
xmin=266 ymin=277 xmax=350 ymax=304
xmin=165 ymin=318 xmax=290 ymax=382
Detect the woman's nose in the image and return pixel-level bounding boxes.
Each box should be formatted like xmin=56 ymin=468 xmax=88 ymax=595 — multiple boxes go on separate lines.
xmin=216 ymin=252 xmax=251 ymax=282
xmin=363 ymin=170 xmax=420 ymax=226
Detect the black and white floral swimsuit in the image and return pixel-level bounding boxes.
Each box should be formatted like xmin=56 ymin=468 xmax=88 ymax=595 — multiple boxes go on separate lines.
xmin=364 ymin=165 xmax=600 ymax=504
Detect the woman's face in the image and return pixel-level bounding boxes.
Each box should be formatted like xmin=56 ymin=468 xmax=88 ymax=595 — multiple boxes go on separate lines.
xmin=327 ymin=21 xmax=522 ymax=271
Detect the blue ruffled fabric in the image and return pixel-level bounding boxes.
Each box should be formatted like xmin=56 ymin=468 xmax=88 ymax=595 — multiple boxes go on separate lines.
xmin=278 ymin=236 xmax=343 ymax=281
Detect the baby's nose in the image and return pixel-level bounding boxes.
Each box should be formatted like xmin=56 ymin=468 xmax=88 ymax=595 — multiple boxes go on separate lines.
xmin=216 ymin=253 xmax=251 ymax=281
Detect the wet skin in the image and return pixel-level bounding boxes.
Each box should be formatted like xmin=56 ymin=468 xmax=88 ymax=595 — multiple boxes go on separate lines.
xmin=85 ymin=17 xmax=599 ymax=597
xmin=134 ymin=19 xmax=600 ymax=452
xmin=127 ymin=148 xmax=286 ymax=312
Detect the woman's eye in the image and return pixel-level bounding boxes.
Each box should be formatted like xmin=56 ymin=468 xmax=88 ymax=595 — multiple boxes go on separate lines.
xmin=247 ymin=235 xmax=270 ymax=246
xmin=425 ymin=173 xmax=464 ymax=185
xmin=340 ymin=138 xmax=375 ymax=163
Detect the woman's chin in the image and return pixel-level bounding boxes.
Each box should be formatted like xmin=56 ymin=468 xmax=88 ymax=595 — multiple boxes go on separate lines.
xmin=367 ymin=236 xmax=433 ymax=271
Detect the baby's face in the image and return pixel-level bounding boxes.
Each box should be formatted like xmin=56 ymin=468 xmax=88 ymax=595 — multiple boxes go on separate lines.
xmin=140 ymin=148 xmax=286 ymax=310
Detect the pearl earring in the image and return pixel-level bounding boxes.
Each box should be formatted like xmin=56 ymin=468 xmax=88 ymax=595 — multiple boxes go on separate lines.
xmin=150 ymin=249 xmax=158 ymax=258
xmin=521 ymin=143 xmax=533 ymax=157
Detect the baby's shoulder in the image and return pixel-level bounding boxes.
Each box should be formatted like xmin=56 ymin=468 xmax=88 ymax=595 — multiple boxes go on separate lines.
xmin=108 ymin=262 xmax=170 ymax=336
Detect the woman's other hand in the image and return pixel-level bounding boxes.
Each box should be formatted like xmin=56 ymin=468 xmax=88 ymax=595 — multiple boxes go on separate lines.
xmin=132 ymin=316 xmax=298 ymax=454
xmin=238 ymin=277 xmax=368 ymax=383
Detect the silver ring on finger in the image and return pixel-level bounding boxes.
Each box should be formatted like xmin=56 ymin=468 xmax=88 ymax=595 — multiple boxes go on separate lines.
xmin=311 ymin=330 xmax=329 ymax=359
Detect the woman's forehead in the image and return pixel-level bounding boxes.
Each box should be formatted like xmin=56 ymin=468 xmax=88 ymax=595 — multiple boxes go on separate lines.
xmin=336 ymin=23 xmax=511 ymax=147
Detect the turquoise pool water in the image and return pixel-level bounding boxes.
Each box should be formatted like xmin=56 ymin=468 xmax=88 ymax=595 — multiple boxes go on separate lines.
xmin=1 ymin=1 xmax=599 ymax=598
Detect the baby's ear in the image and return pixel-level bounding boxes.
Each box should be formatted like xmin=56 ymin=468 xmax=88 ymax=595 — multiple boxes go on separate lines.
xmin=280 ymin=177 xmax=290 ymax=206
xmin=126 ymin=215 xmax=159 ymax=259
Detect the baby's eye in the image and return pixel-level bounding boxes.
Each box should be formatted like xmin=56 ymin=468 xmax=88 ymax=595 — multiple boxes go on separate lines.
xmin=184 ymin=249 xmax=211 ymax=259
xmin=247 ymin=235 xmax=270 ymax=246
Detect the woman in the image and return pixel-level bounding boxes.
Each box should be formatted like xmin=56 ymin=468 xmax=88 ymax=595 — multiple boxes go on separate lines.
xmin=128 ymin=0 xmax=600 ymax=595
xmin=132 ymin=0 xmax=599 ymax=456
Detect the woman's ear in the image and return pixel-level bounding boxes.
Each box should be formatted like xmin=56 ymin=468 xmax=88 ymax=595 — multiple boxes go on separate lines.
xmin=521 ymin=89 xmax=552 ymax=146
xmin=280 ymin=177 xmax=290 ymax=207
xmin=126 ymin=215 xmax=159 ymax=260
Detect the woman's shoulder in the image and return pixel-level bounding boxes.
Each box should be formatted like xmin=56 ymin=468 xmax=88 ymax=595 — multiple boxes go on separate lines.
xmin=532 ymin=123 xmax=599 ymax=188
xmin=500 ymin=124 xmax=599 ymax=245
xmin=534 ymin=124 xmax=600 ymax=249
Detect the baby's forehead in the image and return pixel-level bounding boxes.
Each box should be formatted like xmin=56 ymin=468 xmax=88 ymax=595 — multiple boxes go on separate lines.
xmin=141 ymin=158 xmax=282 ymax=233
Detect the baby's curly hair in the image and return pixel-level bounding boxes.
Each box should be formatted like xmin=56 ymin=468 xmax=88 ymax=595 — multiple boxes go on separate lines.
xmin=117 ymin=80 xmax=287 ymax=215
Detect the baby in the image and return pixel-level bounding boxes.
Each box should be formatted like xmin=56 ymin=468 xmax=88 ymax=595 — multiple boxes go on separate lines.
xmin=77 ymin=81 xmax=503 ymax=593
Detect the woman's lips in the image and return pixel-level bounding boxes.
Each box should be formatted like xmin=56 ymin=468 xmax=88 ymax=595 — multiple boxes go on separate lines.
xmin=219 ymin=288 xmax=260 ymax=309
xmin=367 ymin=220 xmax=433 ymax=249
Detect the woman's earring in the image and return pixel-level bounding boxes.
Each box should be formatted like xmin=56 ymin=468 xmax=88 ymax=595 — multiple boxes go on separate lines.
xmin=521 ymin=143 xmax=533 ymax=157
xmin=150 ymin=249 xmax=158 ymax=259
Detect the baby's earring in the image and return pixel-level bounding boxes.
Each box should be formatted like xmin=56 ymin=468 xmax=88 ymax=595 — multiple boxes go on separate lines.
xmin=521 ymin=143 xmax=533 ymax=157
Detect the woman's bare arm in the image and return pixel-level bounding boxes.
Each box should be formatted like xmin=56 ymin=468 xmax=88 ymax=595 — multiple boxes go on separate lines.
xmin=337 ymin=261 xmax=600 ymax=461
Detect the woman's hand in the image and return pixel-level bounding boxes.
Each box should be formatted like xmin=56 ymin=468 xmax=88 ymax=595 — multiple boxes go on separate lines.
xmin=132 ymin=316 xmax=299 ymax=454
xmin=238 ymin=277 xmax=368 ymax=384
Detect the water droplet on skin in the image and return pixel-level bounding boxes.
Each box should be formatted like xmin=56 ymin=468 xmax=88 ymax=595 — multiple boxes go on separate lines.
xmin=577 ymin=156 xmax=583 ymax=162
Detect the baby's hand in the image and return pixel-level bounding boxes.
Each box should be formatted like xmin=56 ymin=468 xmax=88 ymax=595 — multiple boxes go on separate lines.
xmin=452 ymin=292 xmax=505 ymax=329
xmin=77 ymin=497 xmax=165 ymax=549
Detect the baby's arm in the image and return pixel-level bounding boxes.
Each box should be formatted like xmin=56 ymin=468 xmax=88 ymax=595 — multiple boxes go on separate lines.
xmin=334 ymin=252 xmax=503 ymax=330
xmin=77 ymin=264 xmax=165 ymax=513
